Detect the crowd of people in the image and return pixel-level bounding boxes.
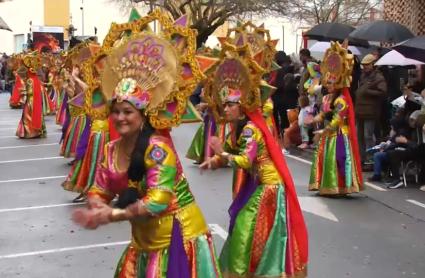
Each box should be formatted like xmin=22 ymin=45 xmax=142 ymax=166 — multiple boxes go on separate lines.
xmin=0 ymin=6 xmax=424 ymax=277
xmin=268 ymin=47 xmax=425 ymax=191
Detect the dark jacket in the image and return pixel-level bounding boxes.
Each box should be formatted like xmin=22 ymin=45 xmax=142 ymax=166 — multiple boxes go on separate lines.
xmin=355 ymin=69 xmax=387 ymax=119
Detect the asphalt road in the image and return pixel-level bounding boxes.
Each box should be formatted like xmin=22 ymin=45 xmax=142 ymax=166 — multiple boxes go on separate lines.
xmin=0 ymin=93 xmax=424 ymax=278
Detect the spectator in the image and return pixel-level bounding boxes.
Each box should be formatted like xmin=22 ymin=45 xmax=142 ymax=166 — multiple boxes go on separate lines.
xmin=386 ymin=141 xmax=424 ymax=189
xmin=282 ymin=108 xmax=301 ymax=154
xmin=297 ymin=95 xmax=313 ymax=149
xmin=189 ymin=83 xmax=203 ymax=106
xmin=298 ymin=48 xmax=315 ymax=96
xmin=271 ymin=52 xmax=296 ymax=137
xmin=368 ymin=108 xmax=412 ymax=182
xmin=350 ymin=54 xmax=361 ymax=104
xmin=355 ymin=54 xmax=388 ymax=166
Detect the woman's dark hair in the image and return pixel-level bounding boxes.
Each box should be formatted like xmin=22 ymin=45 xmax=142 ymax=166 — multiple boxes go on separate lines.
xmin=275 ymin=51 xmax=287 ymax=66
xmin=116 ymin=118 xmax=155 ymax=209
xmin=128 ymin=120 xmax=155 ymax=181
xmin=236 ymin=116 xmax=249 ymax=140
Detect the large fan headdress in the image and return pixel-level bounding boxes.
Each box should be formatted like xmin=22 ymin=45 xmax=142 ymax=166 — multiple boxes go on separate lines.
xmin=218 ymin=21 xmax=280 ymax=73
xmin=203 ymin=43 xmax=266 ymax=123
xmin=82 ymin=8 xmax=205 ymax=129
xmin=321 ymin=41 xmax=354 ymax=89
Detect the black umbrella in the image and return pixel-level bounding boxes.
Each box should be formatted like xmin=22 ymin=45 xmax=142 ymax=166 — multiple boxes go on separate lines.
xmin=0 ymin=16 xmax=12 ymax=32
xmin=305 ymin=22 xmax=369 ymax=47
xmin=349 ymin=20 xmax=414 ymax=43
xmin=393 ymin=36 xmax=425 ymax=62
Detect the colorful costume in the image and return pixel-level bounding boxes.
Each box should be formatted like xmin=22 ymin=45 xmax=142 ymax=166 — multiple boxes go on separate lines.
xmin=186 ymin=108 xmax=227 ymax=163
xmin=15 ymin=52 xmax=46 ymax=139
xmin=8 ymin=55 xmax=25 ymax=109
xmin=89 ymin=135 xmax=220 ymax=277
xmin=59 ymin=42 xmax=97 ymax=158
xmin=55 ymin=70 xmax=68 ymax=126
xmin=308 ymin=42 xmax=363 ymax=195
xmin=63 ymin=89 xmax=110 ymax=195
xmin=204 ymin=42 xmax=308 ymax=278
xmin=9 ymin=74 xmax=24 ymax=108
xmin=80 ymin=8 xmax=221 ymax=277
xmin=60 ymin=91 xmax=88 ymax=157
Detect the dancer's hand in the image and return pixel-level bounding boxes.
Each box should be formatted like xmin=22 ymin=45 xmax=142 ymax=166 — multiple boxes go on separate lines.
xmin=71 ymin=66 xmax=80 ymax=78
xmin=199 ymin=158 xmax=212 ymax=172
xmin=72 ymin=206 xmax=112 ymax=229
xmin=209 ymin=136 xmax=223 ymax=155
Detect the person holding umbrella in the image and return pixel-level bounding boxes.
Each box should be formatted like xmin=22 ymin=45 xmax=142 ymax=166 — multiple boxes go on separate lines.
xmin=354 ymin=54 xmax=388 ymax=167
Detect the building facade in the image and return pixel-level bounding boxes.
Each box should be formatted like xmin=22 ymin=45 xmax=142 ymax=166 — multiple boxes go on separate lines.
xmin=0 ymin=1 xmax=299 ymax=55
xmin=384 ymin=0 xmax=425 ymax=35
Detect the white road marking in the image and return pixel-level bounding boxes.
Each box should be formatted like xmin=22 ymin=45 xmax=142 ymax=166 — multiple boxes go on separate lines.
xmin=0 ymin=223 xmax=229 ymax=259
xmin=209 ymin=223 xmax=228 ymax=239
xmin=0 ymin=175 xmax=66 ymax=184
xmin=0 ymin=143 xmax=58 ymax=150
xmin=406 ymin=199 xmax=425 ymax=209
xmin=298 ymin=196 xmax=339 ymax=222
xmin=0 ymin=241 xmax=131 ymax=259
xmin=365 ymin=181 xmax=387 ymax=192
xmin=0 ymin=127 xmax=16 ymax=131
xmin=0 ymin=203 xmax=81 ymax=213
xmin=0 ymin=132 xmax=62 ymax=139
xmin=0 ymin=156 xmax=62 ymax=164
xmin=285 ymin=154 xmax=313 ymax=165
xmin=286 ymin=154 xmax=387 ymax=192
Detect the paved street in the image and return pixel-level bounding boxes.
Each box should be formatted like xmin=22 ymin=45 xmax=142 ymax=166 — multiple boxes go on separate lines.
xmin=0 ymin=92 xmax=424 ymax=278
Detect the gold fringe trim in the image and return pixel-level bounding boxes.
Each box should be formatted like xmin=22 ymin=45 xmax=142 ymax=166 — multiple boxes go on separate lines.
xmin=223 ymin=266 xmax=308 ymax=278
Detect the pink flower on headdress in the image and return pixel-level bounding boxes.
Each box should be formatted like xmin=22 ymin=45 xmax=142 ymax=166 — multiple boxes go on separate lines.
xmin=113 ymin=78 xmax=150 ymax=110
xmin=221 ymin=87 xmax=241 ymax=103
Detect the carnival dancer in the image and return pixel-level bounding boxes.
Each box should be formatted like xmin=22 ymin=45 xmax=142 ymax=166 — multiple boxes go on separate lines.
xmin=309 ymin=41 xmax=363 ymax=195
xmin=200 ymin=43 xmax=308 ymax=278
xmin=62 ymin=86 xmax=110 ymax=202
xmin=186 ymin=86 xmax=228 ymax=164
xmin=54 ymin=66 xmax=68 ymax=126
xmin=60 ymin=43 xmax=96 ymax=158
xmin=218 ymin=21 xmax=281 ymax=142
xmin=186 ymin=47 xmax=224 ymax=164
xmin=39 ymin=54 xmax=56 ymax=115
xmin=8 ymin=54 xmax=25 ymax=109
xmin=62 ymin=9 xmax=142 ymax=201
xmin=15 ymin=52 xmax=46 ymax=138
xmin=72 ymin=10 xmax=221 ymax=277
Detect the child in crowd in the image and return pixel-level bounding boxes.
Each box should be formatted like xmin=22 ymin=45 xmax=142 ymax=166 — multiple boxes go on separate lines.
xmin=298 ymin=95 xmax=313 ymax=149
xmin=282 ymin=108 xmax=301 ymax=154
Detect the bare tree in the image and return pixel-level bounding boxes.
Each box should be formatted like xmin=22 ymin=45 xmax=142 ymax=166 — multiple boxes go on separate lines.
xmin=111 ymin=0 xmax=290 ymax=46
xmin=269 ymin=0 xmax=383 ymax=26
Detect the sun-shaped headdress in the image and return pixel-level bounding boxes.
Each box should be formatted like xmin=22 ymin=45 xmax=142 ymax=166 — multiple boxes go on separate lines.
xmin=21 ymin=51 xmax=41 ymax=73
xmin=218 ymin=21 xmax=280 ymax=74
xmin=82 ymin=8 xmax=206 ymax=129
xmin=321 ymin=41 xmax=354 ymax=89
xmin=15 ymin=51 xmax=41 ymax=79
xmin=216 ymin=21 xmax=279 ymax=105
xmin=7 ymin=53 xmax=23 ymax=72
xmin=203 ymin=42 xmax=266 ymax=122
